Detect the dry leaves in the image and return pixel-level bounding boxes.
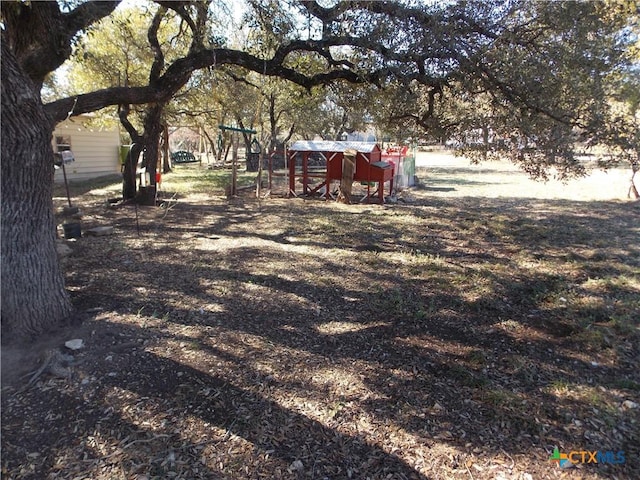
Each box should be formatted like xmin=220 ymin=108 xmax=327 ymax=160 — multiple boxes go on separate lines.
xmin=2 ymin=176 xmax=639 ymax=479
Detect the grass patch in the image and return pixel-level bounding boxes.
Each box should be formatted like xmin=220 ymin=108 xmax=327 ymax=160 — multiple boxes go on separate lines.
xmin=53 ymin=174 xmax=122 ymax=198
xmin=163 ymin=164 xmax=256 ymax=195
xmin=464 ymin=349 xmax=488 ymax=367
xmin=611 ymin=379 xmax=640 ymax=391
xmin=482 ymin=389 xmax=521 ymax=407
xmin=447 ymin=364 xmax=488 ymax=388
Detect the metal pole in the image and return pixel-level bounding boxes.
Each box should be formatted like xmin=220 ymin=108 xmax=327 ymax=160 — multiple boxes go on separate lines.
xmin=61 ymin=160 xmax=72 ymax=208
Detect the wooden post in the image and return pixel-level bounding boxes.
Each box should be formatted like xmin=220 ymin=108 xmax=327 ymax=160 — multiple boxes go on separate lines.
xmin=268 ymin=151 xmax=273 ymax=192
xmin=198 ymin=125 xmax=203 ymax=165
xmin=256 ymin=150 xmax=262 ymax=199
xmin=337 ymin=149 xmax=356 ymax=204
xmin=162 ymin=123 xmax=169 ymax=173
xmin=302 ymin=152 xmax=309 ymax=195
xmin=231 ymin=134 xmax=238 ymax=196
xmin=288 ymin=150 xmax=296 ymax=197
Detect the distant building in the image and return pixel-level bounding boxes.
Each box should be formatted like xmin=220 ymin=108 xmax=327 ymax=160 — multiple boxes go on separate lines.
xmin=344 ymin=130 xmax=377 ymax=142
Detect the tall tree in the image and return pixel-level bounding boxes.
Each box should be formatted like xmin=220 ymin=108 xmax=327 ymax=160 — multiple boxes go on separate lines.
xmin=1 ymin=1 xmax=120 ymax=340
xmin=67 ymin=5 xmax=160 ymax=198
xmin=1 ymin=42 xmax=74 ymax=338
xmin=589 ymin=68 xmax=640 ymax=199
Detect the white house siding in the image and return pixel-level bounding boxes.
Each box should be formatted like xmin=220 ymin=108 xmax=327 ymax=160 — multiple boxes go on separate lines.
xmin=52 ymin=117 xmax=121 ymax=182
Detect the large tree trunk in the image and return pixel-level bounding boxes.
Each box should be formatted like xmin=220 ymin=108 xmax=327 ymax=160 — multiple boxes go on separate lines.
xmin=119 ymin=102 xmax=168 ymax=203
xmin=1 ymin=42 xmax=72 ymax=341
xmin=142 ymin=103 xmax=164 ymax=185
xmin=268 ymin=93 xmax=279 ymax=154
xmin=136 ymin=103 xmax=165 ymax=204
xmin=337 ymin=149 xmax=356 ymax=203
xmin=118 ymin=104 xmax=142 ymax=200
xmin=122 ymin=143 xmax=143 ymax=200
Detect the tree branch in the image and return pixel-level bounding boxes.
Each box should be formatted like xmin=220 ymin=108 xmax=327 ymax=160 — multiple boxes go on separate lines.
xmin=148 ymin=6 xmax=167 ymax=84
xmin=1 ymin=1 xmax=120 ymax=84
xmin=63 ymin=1 xmax=121 ymax=36
xmin=156 ymin=1 xmax=210 ymax=52
xmin=44 ymin=42 xmax=387 ymax=123
xmin=118 ymin=104 xmax=142 ymax=142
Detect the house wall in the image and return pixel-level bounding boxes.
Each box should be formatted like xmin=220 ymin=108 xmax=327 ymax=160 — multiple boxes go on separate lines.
xmin=52 ymin=118 xmax=121 ymax=182
xmin=345 ymin=130 xmax=376 ymax=142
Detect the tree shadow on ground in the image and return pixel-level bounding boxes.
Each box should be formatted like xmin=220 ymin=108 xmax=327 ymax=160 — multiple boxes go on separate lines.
xmin=59 ymin=245 xmax=640 ymax=474
xmin=2 ymin=322 xmax=431 ymax=479
xmin=4 ymin=193 xmax=638 ymax=479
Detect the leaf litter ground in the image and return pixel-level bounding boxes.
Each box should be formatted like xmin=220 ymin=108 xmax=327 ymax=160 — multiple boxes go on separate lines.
xmin=2 ymin=157 xmax=639 ymax=480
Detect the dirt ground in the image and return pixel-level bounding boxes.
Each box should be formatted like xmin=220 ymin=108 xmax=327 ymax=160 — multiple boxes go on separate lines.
xmin=2 ymin=157 xmax=639 ymax=480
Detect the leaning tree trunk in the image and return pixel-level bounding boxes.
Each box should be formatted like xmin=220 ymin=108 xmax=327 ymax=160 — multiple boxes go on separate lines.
xmin=118 ymin=103 xmax=165 ymax=203
xmin=122 ymin=143 xmax=143 ymax=200
xmin=337 ymin=149 xmax=356 ymax=204
xmin=118 ymin=104 xmax=143 ymax=200
xmin=161 ymin=123 xmax=171 ymax=174
xmin=1 ymin=42 xmax=72 ymax=341
xmin=135 ymin=103 xmax=165 ymax=205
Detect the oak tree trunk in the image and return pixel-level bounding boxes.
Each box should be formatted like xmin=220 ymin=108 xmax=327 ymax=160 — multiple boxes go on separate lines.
xmin=122 ymin=144 xmax=143 ymax=200
xmin=161 ymin=124 xmax=171 ymax=174
xmin=133 ymin=104 xmax=165 ymax=205
xmin=1 ymin=42 xmax=72 ymax=341
xmin=141 ymin=103 xmax=164 ymax=187
xmin=118 ymin=104 xmax=143 ymax=200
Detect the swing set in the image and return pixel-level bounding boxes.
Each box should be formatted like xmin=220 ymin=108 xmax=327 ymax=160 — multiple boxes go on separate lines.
xmin=218 ymin=124 xmax=262 ymax=197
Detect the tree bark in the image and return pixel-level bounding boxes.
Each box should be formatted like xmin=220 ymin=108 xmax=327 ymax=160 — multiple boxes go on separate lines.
xmin=161 ymin=124 xmax=171 ymax=174
xmin=142 ymin=104 xmax=165 ymax=181
xmin=201 ymin=128 xmax=219 ymax=162
xmin=1 ymin=42 xmax=72 ymax=341
xmin=122 ymin=144 xmax=143 ymax=200
xmin=118 ymin=104 xmax=143 ymax=200
xmin=268 ymin=93 xmax=279 ymax=154
xmin=1 ymin=1 xmax=120 ymax=88
xmin=238 ymin=118 xmax=259 ymax=172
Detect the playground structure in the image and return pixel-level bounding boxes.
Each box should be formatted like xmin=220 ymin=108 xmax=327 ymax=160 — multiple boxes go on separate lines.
xmin=218 ymin=124 xmax=260 ymax=197
xmin=266 ymin=141 xmax=414 ymax=204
